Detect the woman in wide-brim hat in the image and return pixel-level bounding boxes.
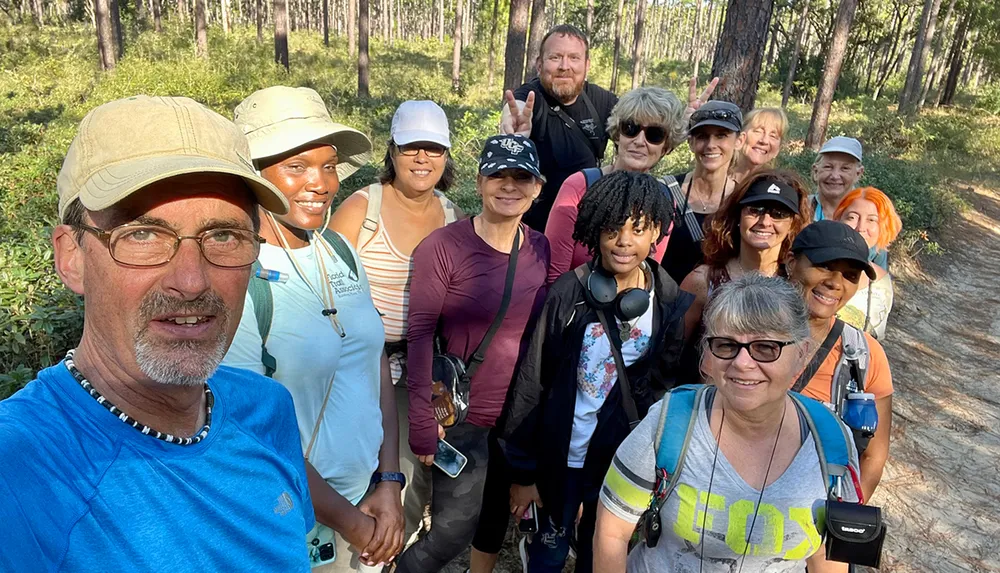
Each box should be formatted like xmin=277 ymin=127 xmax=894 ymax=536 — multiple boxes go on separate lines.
xmin=223 ymin=86 xmax=403 ymax=572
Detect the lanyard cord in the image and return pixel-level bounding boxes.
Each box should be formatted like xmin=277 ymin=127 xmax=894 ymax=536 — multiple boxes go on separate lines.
xmin=699 ymin=399 xmax=787 ymax=573
xmin=266 ymin=213 xmax=346 ymax=338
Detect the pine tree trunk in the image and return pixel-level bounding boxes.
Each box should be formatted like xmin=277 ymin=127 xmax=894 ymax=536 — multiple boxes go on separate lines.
xmin=94 ymin=0 xmax=117 ymax=69
xmin=939 ymin=8 xmax=970 ymax=107
xmin=764 ymin=4 xmax=780 ymax=74
xmin=960 ymin=30 xmax=977 ymax=84
xmin=322 ymin=0 xmax=329 ymax=44
xmin=437 ymin=0 xmax=444 ymax=42
xmin=110 ymin=0 xmax=124 ymax=58
xmin=918 ymin=0 xmax=955 ymax=107
xmin=610 ymin=0 xmax=625 ymax=92
xmin=487 ymin=0 xmax=500 ymax=87
xmin=275 ymin=0 xmax=289 ymax=69
xmin=221 ymin=0 xmax=230 ymax=32
xmin=899 ymin=0 xmax=943 ymax=114
xmin=804 ymin=0 xmax=858 ymax=150
xmin=585 ymin=0 xmax=593 ymax=34
xmin=153 ymin=0 xmax=163 ymax=31
xmin=524 ymin=0 xmax=545 ymax=82
xmin=709 ymin=0 xmax=775 ymax=111
xmin=503 ymin=0 xmax=530 ymax=91
xmin=256 ymin=0 xmax=264 ymax=40
xmin=195 ymin=0 xmax=208 ymax=57
xmin=631 ymin=0 xmax=645 ymax=89
xmin=781 ymin=0 xmax=809 ymax=108
xmin=348 ymin=0 xmax=356 ymax=56
xmin=358 ymin=0 xmax=370 ymax=96
xmin=452 ymin=0 xmax=463 ymax=90
xmin=690 ymin=0 xmax=702 ymax=77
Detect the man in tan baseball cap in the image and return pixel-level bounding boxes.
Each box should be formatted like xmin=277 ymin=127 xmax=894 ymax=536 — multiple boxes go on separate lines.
xmin=0 ymin=95 xmax=315 ymax=572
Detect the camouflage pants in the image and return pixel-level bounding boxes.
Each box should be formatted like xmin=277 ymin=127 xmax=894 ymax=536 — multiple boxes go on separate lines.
xmin=394 ymin=423 xmax=491 ymax=573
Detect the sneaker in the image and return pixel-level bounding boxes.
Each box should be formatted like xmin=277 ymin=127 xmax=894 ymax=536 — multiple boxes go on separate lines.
xmin=518 ymin=536 xmax=529 ymax=573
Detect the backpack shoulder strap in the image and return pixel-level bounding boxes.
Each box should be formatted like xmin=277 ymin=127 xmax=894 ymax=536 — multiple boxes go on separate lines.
xmin=248 ymin=260 xmax=277 ymax=378
xmin=789 ymin=392 xmax=853 ymax=498
xmin=582 ymin=167 xmax=603 ymax=188
xmin=321 ymin=229 xmax=360 ymax=279
xmin=356 ymin=183 xmax=383 ymax=248
xmin=831 ymin=321 xmax=870 ymax=411
xmin=654 ymin=384 xmax=709 ymax=497
xmin=435 ymin=191 xmax=459 ymax=224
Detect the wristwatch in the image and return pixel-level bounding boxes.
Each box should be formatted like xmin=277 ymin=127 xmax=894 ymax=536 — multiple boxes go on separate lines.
xmin=370 ymin=471 xmax=407 ymax=488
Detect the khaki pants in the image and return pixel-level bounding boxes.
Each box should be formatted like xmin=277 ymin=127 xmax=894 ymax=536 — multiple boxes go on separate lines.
xmin=396 ymin=385 xmax=432 ymax=547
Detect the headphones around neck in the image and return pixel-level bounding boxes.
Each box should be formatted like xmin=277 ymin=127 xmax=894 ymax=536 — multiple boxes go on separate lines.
xmin=584 ymin=258 xmax=653 ymax=322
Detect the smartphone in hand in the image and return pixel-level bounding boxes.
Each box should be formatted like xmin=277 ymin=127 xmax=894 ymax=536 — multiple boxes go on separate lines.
xmin=518 ymin=501 xmax=539 ymax=533
xmin=433 ymin=438 xmax=468 ymax=478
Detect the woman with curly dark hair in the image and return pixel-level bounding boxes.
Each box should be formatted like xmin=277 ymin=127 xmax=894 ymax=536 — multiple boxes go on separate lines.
xmin=497 ymin=170 xmax=693 ymax=573
xmin=676 ymin=170 xmax=812 ymax=383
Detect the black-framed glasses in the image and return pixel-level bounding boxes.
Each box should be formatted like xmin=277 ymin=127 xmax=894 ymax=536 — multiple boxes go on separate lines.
xmin=706 ymin=337 xmax=795 ymax=363
xmin=690 ymin=109 xmax=742 ymax=129
xmin=74 ymin=223 xmax=264 ymax=268
xmin=743 ymin=205 xmax=794 ymax=221
xmin=619 ymin=121 xmax=667 ymax=145
xmin=395 ymin=143 xmax=448 ymax=158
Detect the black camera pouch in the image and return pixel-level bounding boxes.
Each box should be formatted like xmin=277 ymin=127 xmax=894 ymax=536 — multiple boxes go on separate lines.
xmin=825 ymin=499 xmax=886 ymax=568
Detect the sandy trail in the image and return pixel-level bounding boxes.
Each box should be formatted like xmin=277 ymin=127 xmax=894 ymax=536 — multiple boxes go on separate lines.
xmin=870 ymin=182 xmax=1000 ymax=573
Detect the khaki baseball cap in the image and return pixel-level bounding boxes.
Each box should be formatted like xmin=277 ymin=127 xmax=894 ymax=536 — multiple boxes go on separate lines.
xmin=233 ymin=86 xmax=373 ymax=181
xmin=57 ymin=95 xmax=289 ymax=220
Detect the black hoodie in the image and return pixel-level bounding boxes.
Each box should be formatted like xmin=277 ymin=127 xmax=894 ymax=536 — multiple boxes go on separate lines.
xmin=497 ymin=259 xmax=693 ymax=518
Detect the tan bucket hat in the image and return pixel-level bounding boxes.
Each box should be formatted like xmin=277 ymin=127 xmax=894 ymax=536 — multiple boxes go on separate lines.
xmin=233 ymin=86 xmax=373 ymax=181
xmin=57 ymin=95 xmax=289 ymax=220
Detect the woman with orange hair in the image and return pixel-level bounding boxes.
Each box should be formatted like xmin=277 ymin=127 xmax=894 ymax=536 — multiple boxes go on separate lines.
xmin=676 ymin=169 xmax=812 ymax=383
xmin=834 ymin=187 xmax=902 ymax=339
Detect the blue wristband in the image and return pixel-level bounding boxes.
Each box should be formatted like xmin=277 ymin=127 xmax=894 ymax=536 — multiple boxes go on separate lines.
xmin=370 ymin=471 xmax=407 ymax=488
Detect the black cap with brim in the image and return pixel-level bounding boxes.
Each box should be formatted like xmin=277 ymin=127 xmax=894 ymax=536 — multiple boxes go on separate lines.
xmin=478 ymin=135 xmax=546 ymax=182
xmin=791 ymin=220 xmax=877 ymax=279
xmin=738 ymin=179 xmax=800 ymax=214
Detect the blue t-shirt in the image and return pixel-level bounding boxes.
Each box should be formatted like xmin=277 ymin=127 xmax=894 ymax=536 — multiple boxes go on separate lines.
xmin=0 ymin=363 xmax=314 ymax=572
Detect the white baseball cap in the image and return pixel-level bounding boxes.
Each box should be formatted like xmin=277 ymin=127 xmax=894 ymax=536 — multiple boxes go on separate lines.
xmin=390 ymin=100 xmax=451 ymax=148
xmin=819 ymin=136 xmax=863 ymax=162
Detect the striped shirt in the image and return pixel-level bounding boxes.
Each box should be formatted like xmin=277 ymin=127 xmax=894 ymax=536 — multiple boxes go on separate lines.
xmin=354 ymin=188 xmax=459 ymax=343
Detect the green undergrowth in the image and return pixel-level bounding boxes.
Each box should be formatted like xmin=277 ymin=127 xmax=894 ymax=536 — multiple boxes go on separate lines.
xmin=1 ymin=22 xmax=996 ymax=394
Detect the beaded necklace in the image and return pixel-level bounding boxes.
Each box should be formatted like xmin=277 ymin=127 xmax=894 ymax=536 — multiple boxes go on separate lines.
xmin=64 ymin=349 xmax=213 ymax=446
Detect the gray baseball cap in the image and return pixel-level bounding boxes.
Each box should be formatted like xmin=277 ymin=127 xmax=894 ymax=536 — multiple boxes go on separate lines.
xmin=819 ymin=136 xmax=863 ymax=162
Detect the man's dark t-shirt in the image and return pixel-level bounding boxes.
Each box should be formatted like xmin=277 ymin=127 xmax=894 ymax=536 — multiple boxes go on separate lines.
xmin=513 ymin=78 xmax=618 ymax=231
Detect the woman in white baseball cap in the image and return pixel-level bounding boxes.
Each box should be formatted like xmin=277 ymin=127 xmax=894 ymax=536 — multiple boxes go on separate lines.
xmin=222 ymin=86 xmax=404 ymax=572
xmin=328 ymin=100 xmax=465 ymax=550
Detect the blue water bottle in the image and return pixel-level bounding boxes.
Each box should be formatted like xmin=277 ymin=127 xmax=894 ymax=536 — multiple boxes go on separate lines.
xmin=842 ymin=392 xmax=878 ymax=453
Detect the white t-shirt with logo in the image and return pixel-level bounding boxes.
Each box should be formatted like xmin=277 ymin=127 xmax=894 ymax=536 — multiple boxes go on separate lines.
xmin=224 ymin=234 xmax=385 ymax=505
xmin=566 ymin=293 xmax=654 ymax=468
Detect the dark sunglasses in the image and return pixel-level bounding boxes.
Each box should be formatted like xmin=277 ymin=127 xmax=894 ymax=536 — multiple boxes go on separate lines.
xmin=743 ymin=205 xmax=794 ymax=220
xmin=690 ymin=109 xmax=742 ymax=129
xmin=706 ymin=337 xmax=795 ymax=363
xmin=619 ymin=121 xmax=667 ymax=145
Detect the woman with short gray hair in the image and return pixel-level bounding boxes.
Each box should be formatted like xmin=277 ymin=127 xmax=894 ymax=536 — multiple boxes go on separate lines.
xmin=595 ymin=274 xmax=863 ymax=572
xmin=544 ymin=86 xmax=685 ymax=283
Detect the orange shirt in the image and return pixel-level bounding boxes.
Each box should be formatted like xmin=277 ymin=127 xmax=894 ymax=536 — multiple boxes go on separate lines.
xmin=801 ymin=329 xmax=894 ymax=403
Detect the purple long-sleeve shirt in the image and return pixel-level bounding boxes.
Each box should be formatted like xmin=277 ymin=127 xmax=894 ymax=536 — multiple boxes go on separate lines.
xmin=406 ymin=218 xmax=550 ymax=456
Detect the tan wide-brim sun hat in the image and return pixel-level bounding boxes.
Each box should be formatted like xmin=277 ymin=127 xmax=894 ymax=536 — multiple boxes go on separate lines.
xmin=57 ymin=95 xmax=289 ymax=220
xmin=233 ymin=86 xmax=373 ymax=181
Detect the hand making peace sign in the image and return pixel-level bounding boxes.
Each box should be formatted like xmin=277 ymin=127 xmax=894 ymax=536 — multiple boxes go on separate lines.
xmin=683 ymin=75 xmax=721 ymax=127
xmin=500 ymin=90 xmax=536 ymax=137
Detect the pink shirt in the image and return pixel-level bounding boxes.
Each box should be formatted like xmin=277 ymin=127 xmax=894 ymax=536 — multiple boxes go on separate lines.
xmin=544 ymin=170 xmax=672 ymax=284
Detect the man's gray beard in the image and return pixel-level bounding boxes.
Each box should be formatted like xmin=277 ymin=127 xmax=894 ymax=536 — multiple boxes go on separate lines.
xmin=133 ymin=291 xmax=229 ymax=387
xmin=135 ymin=336 xmax=227 ymax=386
